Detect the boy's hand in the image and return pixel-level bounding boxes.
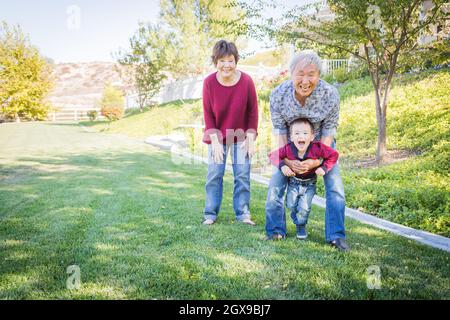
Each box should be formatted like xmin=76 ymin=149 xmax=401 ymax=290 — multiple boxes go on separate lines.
xmin=315 ymin=167 xmax=326 ymax=176
xmin=281 ymin=165 xmax=295 ymax=177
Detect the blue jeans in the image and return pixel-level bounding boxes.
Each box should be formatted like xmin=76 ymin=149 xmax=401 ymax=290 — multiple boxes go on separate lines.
xmin=286 ymin=179 xmax=316 ymax=226
xmin=265 ymin=143 xmax=346 ymax=242
xmin=203 ymin=142 xmax=251 ymax=221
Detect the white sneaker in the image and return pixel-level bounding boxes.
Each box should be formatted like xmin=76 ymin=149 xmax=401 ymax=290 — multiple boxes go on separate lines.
xmin=202 ymin=219 xmax=215 ymax=225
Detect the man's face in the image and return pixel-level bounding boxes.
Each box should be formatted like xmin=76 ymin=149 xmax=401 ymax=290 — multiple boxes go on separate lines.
xmin=292 ymin=62 xmax=320 ymax=99
xmin=291 ymin=122 xmax=315 ymax=153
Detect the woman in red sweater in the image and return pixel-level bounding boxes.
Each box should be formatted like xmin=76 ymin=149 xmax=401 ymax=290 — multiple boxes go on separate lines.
xmin=202 ymin=40 xmax=258 ymax=226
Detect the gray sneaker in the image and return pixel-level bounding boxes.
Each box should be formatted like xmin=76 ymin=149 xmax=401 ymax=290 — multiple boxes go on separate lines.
xmin=202 ymin=218 xmax=215 ymax=225
xmin=264 ymin=234 xmax=284 ymax=241
xmin=241 ymin=218 xmax=256 ymax=226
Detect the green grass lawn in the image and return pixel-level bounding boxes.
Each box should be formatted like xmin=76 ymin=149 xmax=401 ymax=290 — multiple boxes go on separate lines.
xmin=0 ymin=122 xmax=449 ymax=299
xmin=81 ymin=68 xmax=450 ymax=237
xmin=81 ymin=99 xmax=203 ymax=138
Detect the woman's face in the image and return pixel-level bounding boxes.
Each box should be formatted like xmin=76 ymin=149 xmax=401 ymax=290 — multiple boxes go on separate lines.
xmin=216 ymin=55 xmax=237 ymax=79
xmin=292 ymin=62 xmax=320 ymax=99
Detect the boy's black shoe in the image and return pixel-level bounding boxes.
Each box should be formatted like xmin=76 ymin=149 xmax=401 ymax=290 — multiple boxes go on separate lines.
xmin=296 ymin=225 xmax=308 ymax=240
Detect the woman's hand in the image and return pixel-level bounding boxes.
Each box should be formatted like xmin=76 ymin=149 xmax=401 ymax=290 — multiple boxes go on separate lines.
xmin=210 ymin=134 xmax=224 ymax=163
xmin=240 ymin=133 xmax=256 ymax=159
xmin=211 ymin=142 xmax=224 ymax=163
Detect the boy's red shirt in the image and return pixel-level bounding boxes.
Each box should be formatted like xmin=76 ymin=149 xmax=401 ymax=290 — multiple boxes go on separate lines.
xmin=268 ymin=141 xmax=339 ymax=179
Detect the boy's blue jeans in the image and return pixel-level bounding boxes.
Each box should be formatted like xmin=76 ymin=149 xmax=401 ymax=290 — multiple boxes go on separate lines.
xmin=286 ymin=178 xmax=316 ymax=226
xmin=203 ymin=142 xmax=251 ymax=222
xmin=265 ymin=142 xmax=346 ymax=242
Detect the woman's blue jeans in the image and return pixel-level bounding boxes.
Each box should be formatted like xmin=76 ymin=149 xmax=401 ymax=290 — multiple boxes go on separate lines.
xmin=265 ymin=142 xmax=346 ymax=242
xmin=203 ymin=142 xmax=251 ymax=222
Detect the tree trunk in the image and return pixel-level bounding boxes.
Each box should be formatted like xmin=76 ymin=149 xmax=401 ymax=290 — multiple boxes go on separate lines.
xmin=377 ymin=71 xmax=394 ymax=163
xmin=370 ymin=78 xmax=387 ymax=163
xmin=369 ymin=71 xmax=390 ymax=163
xmin=376 ymin=110 xmax=387 ymax=162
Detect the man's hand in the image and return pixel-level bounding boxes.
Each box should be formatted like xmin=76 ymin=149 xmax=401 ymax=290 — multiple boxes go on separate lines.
xmin=281 ymin=165 xmax=295 ymax=177
xmin=284 ymin=158 xmax=321 ymax=175
xmin=315 ymin=167 xmax=326 ymax=176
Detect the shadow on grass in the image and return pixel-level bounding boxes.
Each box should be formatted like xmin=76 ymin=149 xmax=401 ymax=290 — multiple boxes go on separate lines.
xmin=1 ymin=150 xmax=449 ymax=299
xmin=41 ymin=121 xmax=81 ymax=126
xmin=77 ymin=121 xmax=109 ymax=128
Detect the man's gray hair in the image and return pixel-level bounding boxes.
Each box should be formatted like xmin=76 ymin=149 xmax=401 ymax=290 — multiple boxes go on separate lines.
xmin=289 ymin=50 xmax=322 ymax=75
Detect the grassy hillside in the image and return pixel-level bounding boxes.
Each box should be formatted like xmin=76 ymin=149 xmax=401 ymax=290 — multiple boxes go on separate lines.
xmin=81 ymin=69 xmax=450 ymax=236
xmin=333 ymin=69 xmax=449 ymax=236
xmin=81 ymin=99 xmax=202 ymax=137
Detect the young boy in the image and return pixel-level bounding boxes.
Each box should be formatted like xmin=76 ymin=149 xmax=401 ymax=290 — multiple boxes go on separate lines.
xmin=268 ymin=118 xmax=339 ymax=239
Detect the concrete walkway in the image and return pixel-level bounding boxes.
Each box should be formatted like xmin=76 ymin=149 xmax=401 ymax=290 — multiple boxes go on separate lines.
xmin=145 ymin=135 xmax=450 ymax=253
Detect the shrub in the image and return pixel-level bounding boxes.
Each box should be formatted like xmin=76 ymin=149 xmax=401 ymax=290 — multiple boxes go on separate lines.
xmin=87 ymin=110 xmax=98 ymax=121
xmin=322 ymin=63 xmax=369 ymax=84
xmin=260 ymin=69 xmax=289 ymax=90
xmin=321 ymin=73 xmax=334 ymax=83
xmin=333 ymin=67 xmax=350 ymax=83
xmin=99 ymin=83 xmax=124 ymax=121
xmin=101 ymin=105 xmax=124 ymax=121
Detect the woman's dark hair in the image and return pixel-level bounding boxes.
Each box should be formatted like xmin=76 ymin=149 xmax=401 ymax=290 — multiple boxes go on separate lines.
xmin=211 ymin=40 xmax=239 ymax=66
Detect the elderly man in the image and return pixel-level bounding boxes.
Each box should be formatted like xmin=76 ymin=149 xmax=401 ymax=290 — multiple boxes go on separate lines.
xmin=265 ymin=50 xmax=349 ymax=251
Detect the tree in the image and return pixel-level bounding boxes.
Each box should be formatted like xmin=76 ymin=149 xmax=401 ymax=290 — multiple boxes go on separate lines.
xmin=116 ymin=1 xmax=249 ymax=110
xmin=116 ymin=23 xmax=170 ymax=111
xmin=99 ymin=83 xmax=125 ymax=122
xmin=159 ymin=0 xmax=247 ymax=78
xmin=269 ymin=0 xmax=448 ymax=162
xmin=0 ymin=22 xmax=53 ymax=121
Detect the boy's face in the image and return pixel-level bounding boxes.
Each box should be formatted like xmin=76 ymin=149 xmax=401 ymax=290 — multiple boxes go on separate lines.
xmin=290 ymin=122 xmax=314 ymax=153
